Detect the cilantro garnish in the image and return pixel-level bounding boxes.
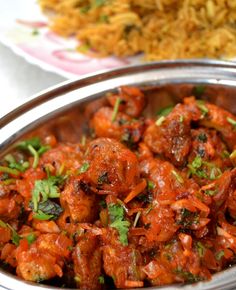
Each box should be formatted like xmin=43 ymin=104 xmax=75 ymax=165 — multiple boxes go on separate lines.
xmin=227 ymin=117 xmax=236 ymax=128
xmin=176 ymin=209 xmax=199 ymax=228
xmin=98 ymin=275 xmax=105 ymax=284
xmin=111 ymin=97 xmax=121 ymax=123
xmin=179 ymin=115 xmax=184 ymax=123
xmin=196 ymin=242 xmax=205 ymax=257
xmin=30 ymin=200 xmax=63 ymax=221
xmin=174 ymin=268 xmax=202 ymax=283
xmin=31 ymin=175 xmax=64 ymax=220
xmin=17 ymin=137 xmax=50 ymax=168
xmin=155 ymin=116 xmax=165 ymax=126
xmin=187 ymin=155 xmax=221 ymax=180
xmin=192 ymin=85 xmax=206 ymax=98
xmin=0 ymin=220 xmax=7 ymax=228
xmin=17 ymin=137 xmax=42 ymax=150
xmin=4 ymin=223 xmax=22 ymax=246
xmin=157 ymin=105 xmax=174 ymax=117
xmin=0 ymin=219 xmax=37 ymax=246
xmin=171 ymin=170 xmax=184 ymax=184
xmin=108 ymin=204 xmax=130 ymax=246
xmin=78 ymin=162 xmax=90 ymax=174
xmin=209 ymin=167 xmax=222 ymax=180
xmin=98 ymin=172 xmax=109 ymax=185
xmin=26 ymin=233 xmax=36 ymax=245
xmin=215 ymin=250 xmax=225 ymax=260
xmin=230 ymin=150 xmax=236 ymax=159
xmin=32 ymin=177 xmax=61 ymax=211
xmin=197 ymin=133 xmax=207 ymax=143
xmin=0 ymin=166 xmax=20 ymax=176
xmin=147 ymin=180 xmax=155 ymax=190
xmin=4 ymin=154 xmax=29 ymax=172
xmin=196 ymin=100 xmax=208 ymax=117
xmin=205 ymin=189 xmax=217 ymax=196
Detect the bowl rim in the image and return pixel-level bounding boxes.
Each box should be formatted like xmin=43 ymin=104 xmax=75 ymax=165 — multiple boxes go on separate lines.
xmin=2 ymin=58 xmax=236 ymax=127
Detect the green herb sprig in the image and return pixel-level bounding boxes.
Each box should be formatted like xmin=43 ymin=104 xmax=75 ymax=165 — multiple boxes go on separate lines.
xmin=108 ymin=204 xmax=130 ymax=246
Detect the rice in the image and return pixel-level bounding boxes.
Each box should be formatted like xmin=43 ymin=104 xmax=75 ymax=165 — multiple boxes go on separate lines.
xmin=39 ymin=0 xmax=236 ymax=60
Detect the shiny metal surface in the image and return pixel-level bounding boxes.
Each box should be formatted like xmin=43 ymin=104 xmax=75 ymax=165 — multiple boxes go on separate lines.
xmin=1 ymin=59 xmax=236 ymax=289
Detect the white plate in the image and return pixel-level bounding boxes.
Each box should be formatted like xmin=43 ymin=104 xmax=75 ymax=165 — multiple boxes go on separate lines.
xmin=0 ymin=0 xmax=142 ymax=79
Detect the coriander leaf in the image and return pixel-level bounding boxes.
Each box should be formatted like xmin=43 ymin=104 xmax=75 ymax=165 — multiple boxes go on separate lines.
xmin=33 ymin=210 xmax=54 ymax=221
xmin=5 ymin=154 xmax=29 ymax=172
xmin=99 ymin=199 xmax=107 ymax=208
xmin=171 ymin=170 xmax=184 ymax=184
xmin=0 ymin=166 xmax=20 ymax=176
xmin=26 ymin=233 xmax=36 ymax=245
xmin=147 ymin=180 xmax=155 ymax=190
xmin=7 ymin=224 xmax=22 ymax=246
xmin=33 ymin=180 xmax=57 ymax=209
xmin=17 ymin=137 xmax=41 ymax=151
xmin=12 ymin=230 xmax=22 ymax=246
xmin=111 ymin=97 xmax=121 ymax=122
xmin=197 ymin=133 xmax=207 ymax=143
xmin=0 ymin=219 xmax=7 ymax=228
xmin=28 ymin=145 xmax=39 ymax=169
xmin=179 ymin=115 xmax=184 ymax=123
xmin=230 ymin=150 xmax=236 ymax=159
xmin=78 ymin=162 xmax=90 ymax=174
xmin=176 ymin=209 xmax=199 ymax=228
xmin=155 ymin=116 xmax=165 ymax=126
xmin=209 ymin=167 xmax=222 ymax=180
xmin=215 ymin=250 xmax=224 ymax=260
xmin=98 ymin=172 xmax=109 ymax=184
xmin=196 ymin=100 xmax=208 ymax=117
xmin=227 ymin=117 xmax=236 ymax=127
xmin=30 ymin=200 xmax=63 ymax=220
xmin=108 ymin=204 xmax=130 ymax=246
xmin=110 ymin=219 xmax=130 ymax=246
xmin=205 ymin=189 xmax=217 ymax=196
xmin=157 ymin=105 xmax=174 ymax=117
xmin=81 ymin=135 xmax=86 ymax=146
xmin=196 ymin=242 xmax=205 ymax=257
xmin=192 ymin=156 xmax=202 ymax=169
xmin=98 ymin=275 xmax=105 ymax=284
xmin=38 ymin=146 xmax=51 ymax=156
xmin=32 ymin=176 xmax=62 ymax=212
xmin=17 ymin=137 xmax=50 ymax=168
xmin=174 ymin=268 xmax=202 ymax=283
xmin=121 ymin=130 xmax=135 ymax=149
xmin=108 ymin=204 xmax=124 ymax=222
xmin=192 ymin=85 xmax=205 ymax=98
xmin=187 ymin=156 xmax=208 ymax=179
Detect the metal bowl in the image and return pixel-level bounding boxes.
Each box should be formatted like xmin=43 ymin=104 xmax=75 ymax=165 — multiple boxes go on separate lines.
xmin=1 ymin=60 xmax=236 ymax=290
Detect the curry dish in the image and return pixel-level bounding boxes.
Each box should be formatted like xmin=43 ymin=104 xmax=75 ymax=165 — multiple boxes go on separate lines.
xmin=0 ymin=86 xmax=236 ymax=289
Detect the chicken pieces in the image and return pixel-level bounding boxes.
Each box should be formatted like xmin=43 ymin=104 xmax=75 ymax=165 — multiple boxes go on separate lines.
xmin=0 ymin=86 xmax=235 ymax=289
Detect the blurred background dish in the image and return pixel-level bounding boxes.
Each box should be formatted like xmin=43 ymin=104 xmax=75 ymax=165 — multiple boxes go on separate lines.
xmin=39 ymin=0 xmax=236 ymax=61
xmin=0 ymin=0 xmax=141 ymax=79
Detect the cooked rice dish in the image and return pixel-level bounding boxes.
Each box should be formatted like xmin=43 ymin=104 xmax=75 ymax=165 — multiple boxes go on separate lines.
xmin=39 ymin=0 xmax=236 ymax=60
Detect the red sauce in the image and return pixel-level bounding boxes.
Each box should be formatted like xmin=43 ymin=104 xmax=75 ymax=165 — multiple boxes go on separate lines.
xmin=0 ymin=86 xmax=236 ymax=289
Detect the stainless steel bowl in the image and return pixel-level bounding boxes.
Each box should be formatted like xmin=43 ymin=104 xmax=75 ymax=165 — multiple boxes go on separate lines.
xmin=1 ymin=60 xmax=236 ymax=290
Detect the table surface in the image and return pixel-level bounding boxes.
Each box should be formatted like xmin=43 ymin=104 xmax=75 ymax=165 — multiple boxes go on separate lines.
xmin=0 ymin=42 xmax=66 ymax=118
